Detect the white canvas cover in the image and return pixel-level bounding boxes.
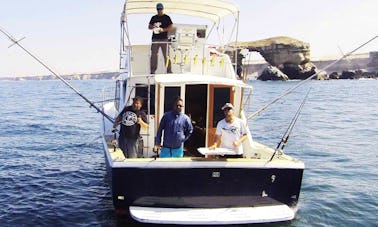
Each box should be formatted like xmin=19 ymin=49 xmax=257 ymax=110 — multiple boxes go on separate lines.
xmin=123 ymin=0 xmax=239 ymax=22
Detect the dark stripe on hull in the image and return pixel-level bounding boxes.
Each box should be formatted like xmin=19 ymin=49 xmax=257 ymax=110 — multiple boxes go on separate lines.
xmin=109 ymin=167 xmax=303 ymax=210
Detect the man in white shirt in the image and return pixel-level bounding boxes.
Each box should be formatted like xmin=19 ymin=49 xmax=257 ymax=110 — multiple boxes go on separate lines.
xmin=209 ymin=103 xmax=247 ymax=157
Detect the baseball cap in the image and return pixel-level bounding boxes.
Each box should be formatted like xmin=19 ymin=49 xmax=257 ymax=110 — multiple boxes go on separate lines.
xmin=156 ymin=3 xmax=164 ymax=9
xmin=221 ymin=103 xmax=234 ymax=110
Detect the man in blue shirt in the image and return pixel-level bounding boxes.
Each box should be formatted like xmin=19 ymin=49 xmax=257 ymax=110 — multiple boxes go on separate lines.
xmin=155 ymin=98 xmax=193 ymax=157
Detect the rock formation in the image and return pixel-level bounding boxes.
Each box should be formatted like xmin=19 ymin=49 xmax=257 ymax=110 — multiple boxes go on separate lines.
xmin=258 ymin=66 xmax=289 ymax=81
xmin=229 ymin=36 xmax=327 ymax=80
xmin=339 ymin=69 xmax=378 ymax=79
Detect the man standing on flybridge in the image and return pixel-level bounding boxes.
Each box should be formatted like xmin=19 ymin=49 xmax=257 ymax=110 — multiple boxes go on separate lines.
xmin=148 ymin=2 xmax=173 ymax=74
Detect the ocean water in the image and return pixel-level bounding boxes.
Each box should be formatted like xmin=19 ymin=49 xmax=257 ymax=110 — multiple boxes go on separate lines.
xmin=0 ymin=79 xmax=377 ymax=227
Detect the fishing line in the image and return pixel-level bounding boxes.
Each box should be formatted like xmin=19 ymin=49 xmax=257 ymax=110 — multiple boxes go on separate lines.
xmin=268 ymin=88 xmax=311 ymax=162
xmin=247 ymin=35 xmax=377 ymax=120
xmin=0 ymin=26 xmax=115 ymax=123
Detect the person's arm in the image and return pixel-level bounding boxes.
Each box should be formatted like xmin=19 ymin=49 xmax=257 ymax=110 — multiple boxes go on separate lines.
xmin=137 ymin=117 xmax=149 ymax=129
xmin=155 ymin=115 xmax=165 ymax=146
xmin=163 ymin=24 xmax=173 ymax=33
xmin=138 ymin=112 xmax=149 ymax=129
xmin=209 ymin=121 xmax=222 ymax=149
xmin=166 ymin=15 xmax=173 ymax=32
xmin=148 ymin=16 xmax=155 ymax=29
xmin=233 ymin=120 xmax=248 ymax=147
xmin=233 ymin=134 xmax=247 ymax=147
xmin=112 ymin=108 xmax=125 ymax=129
xmin=209 ymin=134 xmax=221 ymax=150
xmin=183 ymin=117 xmax=193 ymax=142
xmin=113 ymin=115 xmax=121 ymax=128
xmin=111 ymin=112 xmax=123 ymax=145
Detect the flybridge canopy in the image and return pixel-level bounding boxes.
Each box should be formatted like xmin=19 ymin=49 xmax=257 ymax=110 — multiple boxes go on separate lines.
xmin=123 ymin=0 xmax=240 ymax=22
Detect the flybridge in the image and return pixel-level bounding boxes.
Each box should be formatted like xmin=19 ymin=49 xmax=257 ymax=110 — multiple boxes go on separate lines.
xmin=123 ymin=0 xmax=240 ymax=23
xmin=119 ymin=0 xmax=242 ymax=78
xmin=128 ymin=22 xmax=239 ymax=77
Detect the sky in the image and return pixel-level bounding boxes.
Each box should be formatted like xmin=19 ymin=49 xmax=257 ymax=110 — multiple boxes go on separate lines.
xmin=0 ymin=0 xmax=377 ymax=77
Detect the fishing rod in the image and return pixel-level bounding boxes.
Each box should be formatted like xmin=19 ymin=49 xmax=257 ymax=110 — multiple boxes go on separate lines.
xmin=248 ymin=35 xmax=378 ymax=120
xmin=268 ymin=88 xmax=311 ymax=162
xmin=0 ymin=26 xmax=114 ymax=123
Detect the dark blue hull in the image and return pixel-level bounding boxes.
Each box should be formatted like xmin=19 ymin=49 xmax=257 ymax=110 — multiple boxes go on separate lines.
xmin=108 ymin=165 xmax=303 ymax=213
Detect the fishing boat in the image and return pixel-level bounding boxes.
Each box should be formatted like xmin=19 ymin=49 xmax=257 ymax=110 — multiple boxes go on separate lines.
xmin=98 ymin=0 xmax=305 ymax=225
xmin=0 ymin=1 xmax=303 ymax=224
xmin=0 ymin=1 xmax=374 ymax=225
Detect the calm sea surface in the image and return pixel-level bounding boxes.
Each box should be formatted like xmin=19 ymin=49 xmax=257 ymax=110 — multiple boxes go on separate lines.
xmin=0 ymin=79 xmax=377 ymax=226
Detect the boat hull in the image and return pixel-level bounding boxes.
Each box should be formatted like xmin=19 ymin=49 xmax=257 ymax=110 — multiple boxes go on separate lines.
xmin=101 ymin=133 xmax=304 ymax=224
xmin=110 ymin=166 xmax=303 ymax=209
xmin=103 ymin=142 xmax=304 ymax=225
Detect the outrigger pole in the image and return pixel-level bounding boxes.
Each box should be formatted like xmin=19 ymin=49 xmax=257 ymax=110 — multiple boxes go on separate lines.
xmin=247 ymin=35 xmax=378 ymax=120
xmin=0 ymin=27 xmax=114 ymax=123
xmin=268 ymin=88 xmax=311 ymax=162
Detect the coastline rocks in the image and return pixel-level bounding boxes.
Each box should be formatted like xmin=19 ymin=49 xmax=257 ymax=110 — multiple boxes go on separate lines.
xmin=257 ymin=63 xmax=328 ymax=81
xmin=340 ymin=70 xmax=357 ymax=79
xmin=339 ymin=69 xmax=378 ymax=79
xmin=361 ymin=71 xmax=378 ymax=79
xmin=329 ymin=72 xmax=340 ymax=79
xmin=0 ymin=72 xmax=119 ymax=81
xmin=257 ymin=65 xmax=289 ymax=81
xmin=280 ymin=62 xmax=321 ymax=80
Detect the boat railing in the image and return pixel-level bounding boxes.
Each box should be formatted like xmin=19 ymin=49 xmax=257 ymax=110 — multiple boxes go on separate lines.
xmin=122 ymin=41 xmax=236 ymax=78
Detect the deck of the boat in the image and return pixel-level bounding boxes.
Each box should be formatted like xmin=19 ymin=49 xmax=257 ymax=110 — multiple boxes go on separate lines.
xmin=102 ymin=135 xmax=304 ymax=168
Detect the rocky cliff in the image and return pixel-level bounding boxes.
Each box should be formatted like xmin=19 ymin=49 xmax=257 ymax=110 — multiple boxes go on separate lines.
xmin=230 ymin=37 xmax=377 ymax=80
xmin=236 ymin=36 xmax=311 ymax=66
xmin=230 ymin=36 xmax=325 ymax=80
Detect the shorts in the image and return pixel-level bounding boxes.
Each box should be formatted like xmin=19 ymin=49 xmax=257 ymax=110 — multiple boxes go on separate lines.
xmin=159 ymin=145 xmax=183 ymax=158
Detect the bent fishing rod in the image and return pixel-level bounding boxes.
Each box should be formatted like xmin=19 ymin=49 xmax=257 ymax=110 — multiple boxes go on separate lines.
xmin=0 ymin=26 xmax=114 ymax=123
xmin=247 ymin=35 xmax=377 ymax=120
xmin=268 ymin=88 xmax=311 ymax=162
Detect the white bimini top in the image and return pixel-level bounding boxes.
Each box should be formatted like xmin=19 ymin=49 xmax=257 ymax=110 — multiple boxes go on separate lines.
xmin=123 ymin=0 xmax=240 ymax=23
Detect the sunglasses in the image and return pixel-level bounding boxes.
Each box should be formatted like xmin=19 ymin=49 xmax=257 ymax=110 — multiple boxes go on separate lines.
xmin=223 ymin=108 xmax=232 ymax=111
xmin=176 ymin=105 xmax=184 ymax=108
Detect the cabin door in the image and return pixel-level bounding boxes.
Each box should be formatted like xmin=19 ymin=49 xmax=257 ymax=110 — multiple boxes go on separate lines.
xmin=185 ymin=84 xmax=207 ymax=156
xmin=207 ymin=85 xmax=234 ymax=146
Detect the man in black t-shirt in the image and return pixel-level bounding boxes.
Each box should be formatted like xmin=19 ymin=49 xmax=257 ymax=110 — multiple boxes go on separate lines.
xmin=148 ymin=2 xmax=173 ymax=74
xmin=112 ymin=97 xmax=148 ymax=158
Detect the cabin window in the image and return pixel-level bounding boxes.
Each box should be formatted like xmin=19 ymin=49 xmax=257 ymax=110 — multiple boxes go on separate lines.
xmin=164 ymin=87 xmax=181 ymax=112
xmin=212 ymin=87 xmax=231 ymax=127
xmin=135 ymin=84 xmax=155 ymax=114
xmin=185 ymin=84 xmax=207 ymax=128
